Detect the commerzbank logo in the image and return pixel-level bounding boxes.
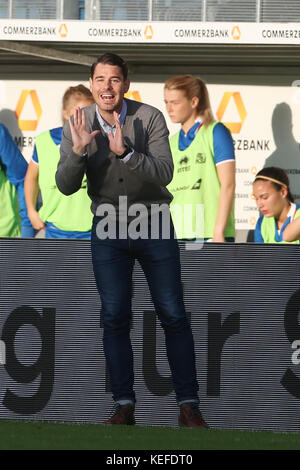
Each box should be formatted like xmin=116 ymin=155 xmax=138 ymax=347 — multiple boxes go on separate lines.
xmin=125 ymin=91 xmax=142 ymax=101
xmin=231 ymin=25 xmax=241 ymax=40
xmin=59 ymin=23 xmax=68 ymax=38
xmin=216 ymin=92 xmax=247 ymax=133
xmin=15 ymin=90 xmax=42 ymax=131
xmin=144 ymin=25 xmax=153 ymax=40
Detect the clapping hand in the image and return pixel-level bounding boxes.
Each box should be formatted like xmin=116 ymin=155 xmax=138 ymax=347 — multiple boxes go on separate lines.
xmin=69 ymin=107 xmax=100 ymax=155
xmin=108 ymin=111 xmax=127 ymax=156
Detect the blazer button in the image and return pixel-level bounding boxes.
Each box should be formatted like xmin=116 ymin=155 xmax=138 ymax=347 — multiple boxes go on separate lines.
xmin=119 ymin=178 xmax=124 ymax=182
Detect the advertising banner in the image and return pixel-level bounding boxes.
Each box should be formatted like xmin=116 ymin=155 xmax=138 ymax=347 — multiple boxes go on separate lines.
xmin=0 ymin=240 xmax=299 ymax=431
xmin=1 ymin=20 xmax=300 ymax=45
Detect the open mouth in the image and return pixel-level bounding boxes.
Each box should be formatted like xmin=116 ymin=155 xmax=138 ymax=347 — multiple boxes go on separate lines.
xmin=101 ymin=94 xmax=115 ymax=103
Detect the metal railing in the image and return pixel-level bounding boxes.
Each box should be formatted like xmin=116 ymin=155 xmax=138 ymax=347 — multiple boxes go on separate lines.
xmin=1 ymin=0 xmax=300 ymax=22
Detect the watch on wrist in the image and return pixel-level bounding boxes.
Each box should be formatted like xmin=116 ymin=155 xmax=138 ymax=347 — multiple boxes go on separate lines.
xmin=116 ymin=145 xmax=131 ymax=159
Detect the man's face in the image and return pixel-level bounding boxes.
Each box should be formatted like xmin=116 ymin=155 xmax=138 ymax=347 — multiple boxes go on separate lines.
xmin=89 ymin=63 xmax=130 ymax=115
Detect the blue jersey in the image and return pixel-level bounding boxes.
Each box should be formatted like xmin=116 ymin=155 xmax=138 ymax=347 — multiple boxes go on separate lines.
xmin=178 ymin=121 xmax=235 ymax=242
xmin=179 ymin=121 xmax=235 ymax=165
xmin=254 ymin=204 xmax=300 ymax=243
xmin=0 ymin=123 xmax=34 ymax=236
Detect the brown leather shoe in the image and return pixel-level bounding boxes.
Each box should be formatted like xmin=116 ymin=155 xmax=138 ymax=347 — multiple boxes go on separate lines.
xmin=178 ymin=403 xmax=209 ymax=428
xmin=104 ymin=404 xmax=136 ymax=425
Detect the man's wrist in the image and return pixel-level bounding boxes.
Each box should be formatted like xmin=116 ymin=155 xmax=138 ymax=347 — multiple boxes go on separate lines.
xmin=116 ymin=145 xmax=132 ymax=160
xmin=73 ymin=146 xmax=87 ymax=156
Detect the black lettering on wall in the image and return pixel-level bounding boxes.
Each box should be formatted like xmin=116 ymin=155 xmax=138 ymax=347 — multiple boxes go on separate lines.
xmin=1 ymin=306 xmax=55 ymax=414
xmin=281 ymin=289 xmax=300 ymax=398
xmin=207 ymin=312 xmax=240 ymax=397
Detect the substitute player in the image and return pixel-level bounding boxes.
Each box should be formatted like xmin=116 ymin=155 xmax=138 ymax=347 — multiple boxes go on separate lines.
xmin=253 ymin=167 xmax=300 ymax=243
xmin=25 ymin=85 xmax=94 ymax=239
xmin=0 ymin=123 xmax=33 ymax=237
xmin=164 ymin=74 xmax=235 ymax=242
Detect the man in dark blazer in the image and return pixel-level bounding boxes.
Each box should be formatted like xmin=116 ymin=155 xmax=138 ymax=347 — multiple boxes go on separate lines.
xmin=56 ymin=52 xmax=207 ymax=428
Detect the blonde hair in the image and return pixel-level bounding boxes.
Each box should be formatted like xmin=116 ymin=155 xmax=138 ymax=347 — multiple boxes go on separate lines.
xmin=164 ymin=75 xmax=214 ymax=126
xmin=62 ymin=84 xmax=93 ymax=111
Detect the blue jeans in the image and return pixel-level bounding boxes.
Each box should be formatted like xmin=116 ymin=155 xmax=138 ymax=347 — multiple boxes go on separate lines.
xmin=91 ymin=215 xmax=199 ymax=404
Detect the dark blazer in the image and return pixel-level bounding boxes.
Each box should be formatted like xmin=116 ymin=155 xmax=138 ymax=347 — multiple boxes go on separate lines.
xmin=56 ymin=99 xmax=174 ymax=215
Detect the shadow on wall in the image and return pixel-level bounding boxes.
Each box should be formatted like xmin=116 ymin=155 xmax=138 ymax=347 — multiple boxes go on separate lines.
xmin=0 ymin=108 xmax=23 ymax=149
xmin=264 ymin=102 xmax=300 ymax=204
xmin=245 ymin=103 xmax=300 ymax=243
